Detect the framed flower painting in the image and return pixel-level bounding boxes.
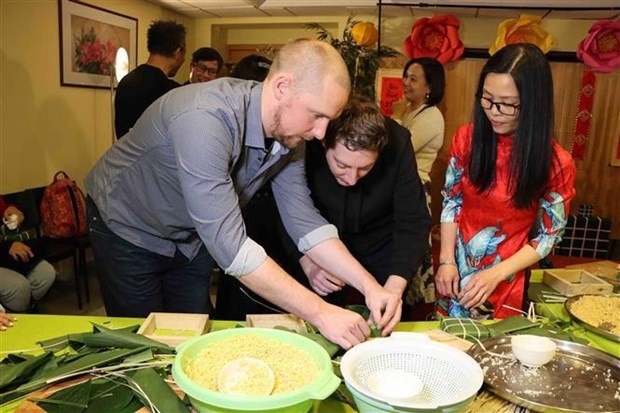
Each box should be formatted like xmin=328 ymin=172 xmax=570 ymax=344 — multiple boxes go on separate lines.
xmin=58 ymin=0 xmax=137 ymax=88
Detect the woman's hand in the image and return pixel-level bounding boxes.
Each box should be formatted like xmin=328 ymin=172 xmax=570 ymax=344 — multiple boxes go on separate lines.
xmin=9 ymin=241 xmax=33 ymax=262
xmin=435 ymin=263 xmax=459 ymax=298
xmin=299 ymin=254 xmax=345 ymax=296
xmin=4 ymin=206 xmax=25 ymax=226
xmin=0 ymin=313 xmax=15 ymax=330
xmin=458 ymin=268 xmax=504 ymax=310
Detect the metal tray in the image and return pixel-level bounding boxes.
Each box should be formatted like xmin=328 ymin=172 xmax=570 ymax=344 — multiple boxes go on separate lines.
xmin=565 ymin=295 xmax=620 ymax=343
xmin=468 ymin=336 xmax=620 ymax=412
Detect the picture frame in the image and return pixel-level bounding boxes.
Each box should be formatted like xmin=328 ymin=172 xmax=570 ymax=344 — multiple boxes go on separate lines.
xmin=612 ymin=132 xmax=620 ymax=167
xmin=374 ymin=68 xmax=403 ymax=118
xmin=58 ymin=0 xmax=137 ymax=89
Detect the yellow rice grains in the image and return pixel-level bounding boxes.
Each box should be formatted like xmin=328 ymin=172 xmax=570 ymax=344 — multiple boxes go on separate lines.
xmin=183 ymin=334 xmax=319 ymax=395
xmin=570 ymin=295 xmax=620 ymax=335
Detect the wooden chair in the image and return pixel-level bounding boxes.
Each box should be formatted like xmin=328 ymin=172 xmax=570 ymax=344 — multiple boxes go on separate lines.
xmin=2 ymin=188 xmax=90 ymax=309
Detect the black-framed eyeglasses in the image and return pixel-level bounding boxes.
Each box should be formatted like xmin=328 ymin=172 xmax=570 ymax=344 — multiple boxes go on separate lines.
xmin=477 ymin=94 xmax=520 ymax=116
xmin=193 ymin=62 xmax=218 ymax=76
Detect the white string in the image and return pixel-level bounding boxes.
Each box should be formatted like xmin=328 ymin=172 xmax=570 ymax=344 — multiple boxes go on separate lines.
xmin=239 ymin=286 xmax=284 ymax=315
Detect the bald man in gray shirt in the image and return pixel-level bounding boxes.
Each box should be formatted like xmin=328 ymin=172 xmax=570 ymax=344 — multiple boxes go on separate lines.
xmin=85 ymin=39 xmax=401 ymax=349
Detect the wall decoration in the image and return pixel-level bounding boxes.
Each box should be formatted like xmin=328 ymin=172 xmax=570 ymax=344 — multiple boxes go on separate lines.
xmin=571 ymin=71 xmax=596 ymax=161
xmin=612 ymin=132 xmax=620 ymax=167
xmin=403 ymin=15 xmax=464 ymax=65
xmin=374 ymin=69 xmax=404 ymax=118
xmin=489 ymin=15 xmax=553 ymax=56
xmin=305 ymin=16 xmax=400 ymax=99
xmin=577 ymin=19 xmax=620 ymax=74
xmin=59 ymin=0 xmax=137 ymax=88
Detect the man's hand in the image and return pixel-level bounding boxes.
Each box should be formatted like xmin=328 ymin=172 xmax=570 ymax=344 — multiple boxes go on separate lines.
xmin=313 ymin=303 xmax=370 ymax=349
xmin=0 ymin=313 xmax=15 ymax=330
xmin=435 ymin=264 xmax=459 ymax=298
xmin=9 ymin=242 xmax=33 ymax=262
xmin=364 ymin=284 xmax=402 ymax=336
xmin=299 ymin=255 xmax=344 ymax=296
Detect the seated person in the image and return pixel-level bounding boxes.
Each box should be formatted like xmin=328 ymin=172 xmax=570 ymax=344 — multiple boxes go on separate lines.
xmin=217 ymin=96 xmax=431 ymax=319
xmin=0 ymin=195 xmax=56 ymax=319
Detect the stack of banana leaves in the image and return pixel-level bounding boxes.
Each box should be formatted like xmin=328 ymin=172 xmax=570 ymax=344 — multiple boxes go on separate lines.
xmin=0 ymin=323 xmax=189 ymax=413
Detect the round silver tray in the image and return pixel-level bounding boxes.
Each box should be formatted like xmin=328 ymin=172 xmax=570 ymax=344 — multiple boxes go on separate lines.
xmin=564 ymin=294 xmax=620 ymax=343
xmin=468 ymin=336 xmax=620 ymax=412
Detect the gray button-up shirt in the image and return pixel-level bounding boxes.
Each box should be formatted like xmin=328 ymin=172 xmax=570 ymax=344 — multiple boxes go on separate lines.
xmin=85 ymin=78 xmax=337 ymax=277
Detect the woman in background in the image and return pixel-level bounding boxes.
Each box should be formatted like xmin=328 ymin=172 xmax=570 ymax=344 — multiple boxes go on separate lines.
xmin=435 ymin=43 xmax=576 ymax=319
xmin=393 ymin=57 xmax=445 ymax=309
xmin=1 ymin=195 xmax=56 ymax=319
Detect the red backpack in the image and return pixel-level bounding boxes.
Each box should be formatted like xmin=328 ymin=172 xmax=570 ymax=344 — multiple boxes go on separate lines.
xmin=40 ymin=171 xmax=88 ymax=238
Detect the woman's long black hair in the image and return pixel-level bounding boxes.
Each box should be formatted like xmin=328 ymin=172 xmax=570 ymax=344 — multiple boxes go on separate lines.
xmin=469 ymin=43 xmax=556 ymax=209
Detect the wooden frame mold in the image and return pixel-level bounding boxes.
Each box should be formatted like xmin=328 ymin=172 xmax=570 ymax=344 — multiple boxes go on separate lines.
xmin=137 ymin=312 xmax=209 ymax=347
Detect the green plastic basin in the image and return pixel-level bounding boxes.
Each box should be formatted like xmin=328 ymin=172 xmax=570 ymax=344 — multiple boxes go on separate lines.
xmin=172 ymin=327 xmax=341 ymax=412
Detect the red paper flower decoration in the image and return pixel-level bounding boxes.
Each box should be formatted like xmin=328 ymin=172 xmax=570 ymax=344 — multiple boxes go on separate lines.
xmin=577 ymin=19 xmax=620 ymax=73
xmin=403 ymin=15 xmax=464 ymax=64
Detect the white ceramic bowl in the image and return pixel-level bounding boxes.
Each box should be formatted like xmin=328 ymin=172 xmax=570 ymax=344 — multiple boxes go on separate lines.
xmin=511 ymin=335 xmax=557 ymax=368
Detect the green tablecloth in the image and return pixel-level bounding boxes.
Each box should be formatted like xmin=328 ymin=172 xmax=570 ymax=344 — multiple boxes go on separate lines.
xmin=0 ymin=314 xmax=440 ymax=413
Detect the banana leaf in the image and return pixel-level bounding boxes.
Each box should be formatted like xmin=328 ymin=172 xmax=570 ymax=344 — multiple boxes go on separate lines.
xmin=346 ymin=305 xmax=381 ymax=337
xmin=69 ymin=324 xmax=173 ymax=354
xmin=33 ymin=376 xmax=141 ymax=413
xmin=0 ymin=351 xmax=53 ymax=391
xmin=1 ymin=354 xmax=34 ymax=365
xmin=0 ymin=347 xmax=146 ymax=405
xmin=34 ymin=379 xmax=91 ymax=413
xmin=487 ymin=316 xmax=539 ymax=336
xmin=127 ymin=368 xmax=190 ymax=413
xmin=273 ymin=326 xmax=340 ymax=357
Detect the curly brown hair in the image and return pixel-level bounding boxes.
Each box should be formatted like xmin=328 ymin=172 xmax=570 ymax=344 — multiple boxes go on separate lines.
xmin=324 ymin=96 xmax=388 ymax=152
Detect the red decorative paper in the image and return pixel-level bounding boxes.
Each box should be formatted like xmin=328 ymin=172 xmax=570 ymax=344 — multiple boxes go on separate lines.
xmin=379 ymin=77 xmax=403 ymax=117
xmin=571 ymin=70 xmax=596 ymax=160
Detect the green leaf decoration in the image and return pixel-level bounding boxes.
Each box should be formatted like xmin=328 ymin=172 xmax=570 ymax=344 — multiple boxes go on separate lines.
xmin=0 ymin=351 xmax=53 ymax=391
xmin=127 ymin=368 xmax=190 ymax=413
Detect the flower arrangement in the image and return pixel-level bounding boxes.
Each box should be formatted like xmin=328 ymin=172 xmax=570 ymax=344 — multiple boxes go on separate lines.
xmin=403 ymin=15 xmax=464 ymax=65
xmin=489 ymin=15 xmax=553 ymax=56
xmin=577 ymin=19 xmax=620 ymax=73
xmin=73 ymin=27 xmax=116 ymax=75
xmin=305 ymin=17 xmax=401 ymax=99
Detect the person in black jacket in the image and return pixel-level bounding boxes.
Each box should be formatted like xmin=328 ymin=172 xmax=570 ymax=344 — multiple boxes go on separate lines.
xmin=216 ymin=96 xmax=431 ymax=319
xmin=289 ymin=96 xmax=432 ymax=309
xmin=114 ymin=20 xmax=186 ymax=138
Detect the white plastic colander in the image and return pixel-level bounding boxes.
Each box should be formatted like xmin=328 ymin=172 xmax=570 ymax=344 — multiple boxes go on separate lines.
xmin=340 ymin=333 xmax=483 ymax=413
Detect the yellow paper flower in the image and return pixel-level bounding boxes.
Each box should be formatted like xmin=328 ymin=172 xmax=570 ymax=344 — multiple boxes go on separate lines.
xmin=489 ymin=15 xmax=554 ymax=56
xmin=351 ymin=21 xmax=378 ymax=47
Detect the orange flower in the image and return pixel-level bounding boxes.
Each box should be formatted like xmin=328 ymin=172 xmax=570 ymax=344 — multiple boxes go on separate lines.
xmin=489 ymin=15 xmax=553 ymax=56
xmin=577 ymin=19 xmax=620 ymax=73
xmin=351 ymin=21 xmax=378 ymax=47
xmin=403 ymin=15 xmax=464 ymax=65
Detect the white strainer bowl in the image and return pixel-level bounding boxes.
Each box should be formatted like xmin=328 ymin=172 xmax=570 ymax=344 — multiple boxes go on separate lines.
xmin=340 ymin=333 xmax=483 ymax=412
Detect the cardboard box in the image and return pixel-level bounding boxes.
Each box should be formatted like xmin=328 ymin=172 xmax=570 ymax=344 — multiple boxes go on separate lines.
xmin=543 ymin=269 xmax=613 ymax=297
xmin=137 ymin=312 xmax=209 ymax=347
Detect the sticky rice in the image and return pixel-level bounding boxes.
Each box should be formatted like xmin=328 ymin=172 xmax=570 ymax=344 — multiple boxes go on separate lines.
xmin=571 ymin=295 xmax=620 ymax=334
xmin=184 ymin=334 xmax=319 ymax=395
